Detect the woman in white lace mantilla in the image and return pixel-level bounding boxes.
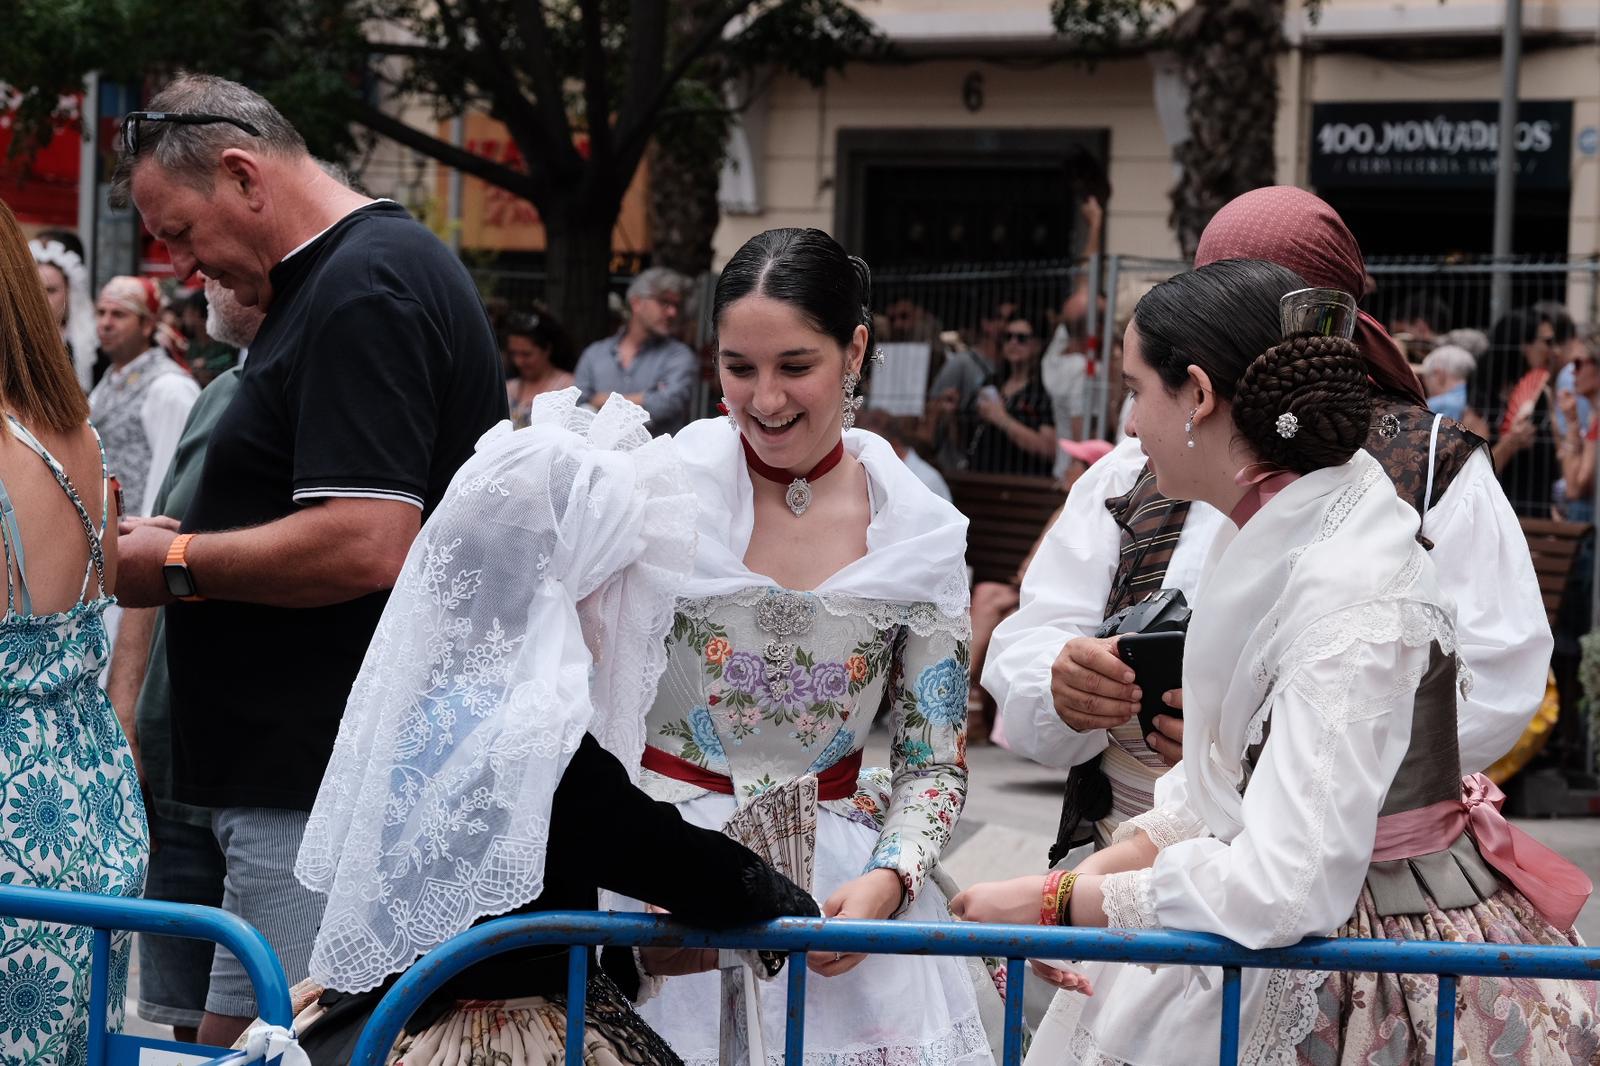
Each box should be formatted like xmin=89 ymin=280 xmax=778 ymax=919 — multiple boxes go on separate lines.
xmin=953 ymin=260 xmax=1596 ymax=1065
xmin=289 ymin=391 xmax=819 ymax=1066
xmin=613 ymin=228 xmax=996 ymax=1066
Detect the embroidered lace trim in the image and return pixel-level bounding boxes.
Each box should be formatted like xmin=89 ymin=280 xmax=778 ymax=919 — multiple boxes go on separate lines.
xmin=1111 ymin=805 xmax=1205 ymax=851
xmin=679 ymin=589 xmax=972 ymax=640
xmin=1100 ymin=869 xmax=1157 ymax=929
xmin=1240 ymin=968 xmax=1331 ymax=1066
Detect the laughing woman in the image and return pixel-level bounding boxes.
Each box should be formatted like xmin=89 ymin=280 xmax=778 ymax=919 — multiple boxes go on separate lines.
xmin=953 ymin=259 xmax=1597 ymax=1066
xmin=621 ymin=228 xmax=996 ymax=1066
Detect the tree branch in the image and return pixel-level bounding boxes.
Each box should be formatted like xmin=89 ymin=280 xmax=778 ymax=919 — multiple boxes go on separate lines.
xmin=579 ymin=0 xmax=612 ymax=170
xmin=345 ymin=97 xmax=540 ymax=203
xmin=615 ymin=0 xmax=757 ymax=173
xmin=510 ymin=0 xmax=578 ymax=154
xmin=453 ymin=0 xmax=567 ymax=172
xmin=616 ymin=0 xmax=668 ymax=148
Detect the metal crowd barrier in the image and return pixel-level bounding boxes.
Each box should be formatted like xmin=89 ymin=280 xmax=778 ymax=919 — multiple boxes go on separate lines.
xmin=349 ymin=910 xmax=1600 ymax=1066
xmin=0 ymin=883 xmax=293 ymax=1066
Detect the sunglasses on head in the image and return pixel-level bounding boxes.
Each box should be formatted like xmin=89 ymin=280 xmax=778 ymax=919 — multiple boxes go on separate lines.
xmin=120 ymin=111 xmax=262 ymax=157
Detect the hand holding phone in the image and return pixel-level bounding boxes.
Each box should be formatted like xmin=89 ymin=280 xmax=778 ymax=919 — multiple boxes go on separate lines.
xmin=1116 ymin=631 xmax=1184 ymax=740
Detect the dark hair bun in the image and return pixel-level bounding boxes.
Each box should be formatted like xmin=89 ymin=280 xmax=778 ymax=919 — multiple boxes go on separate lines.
xmin=1234 ymin=334 xmax=1372 ymax=473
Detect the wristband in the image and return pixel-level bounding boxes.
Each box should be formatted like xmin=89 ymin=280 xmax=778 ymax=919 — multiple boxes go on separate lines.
xmin=1040 ymin=870 xmax=1067 ymax=926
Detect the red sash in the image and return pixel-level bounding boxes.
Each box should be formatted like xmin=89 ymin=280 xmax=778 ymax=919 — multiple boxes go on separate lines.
xmin=642 ymin=745 xmax=864 ymax=801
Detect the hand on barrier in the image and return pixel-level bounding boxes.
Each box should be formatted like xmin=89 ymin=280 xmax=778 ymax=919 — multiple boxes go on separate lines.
xmin=638 ymin=905 xmax=719 ymax=976
xmin=807 ymin=868 xmax=904 ymax=977
xmin=1051 ymin=637 xmax=1139 ymax=732
xmin=1028 ymin=959 xmax=1095 ymax=995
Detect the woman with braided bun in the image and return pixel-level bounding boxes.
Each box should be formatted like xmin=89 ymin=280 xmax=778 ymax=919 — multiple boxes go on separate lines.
xmin=954 ymin=259 xmax=1597 ymax=1065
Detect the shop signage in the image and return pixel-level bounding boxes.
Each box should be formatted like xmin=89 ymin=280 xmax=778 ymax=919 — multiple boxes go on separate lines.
xmin=1310 ymin=101 xmax=1572 ymax=189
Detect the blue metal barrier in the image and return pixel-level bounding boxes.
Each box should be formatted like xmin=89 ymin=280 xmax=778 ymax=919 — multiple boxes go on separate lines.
xmin=0 ymin=883 xmax=294 ymax=1066
xmin=348 ymin=910 xmax=1600 ymax=1066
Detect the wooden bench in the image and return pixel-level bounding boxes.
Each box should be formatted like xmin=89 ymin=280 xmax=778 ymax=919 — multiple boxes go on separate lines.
xmin=1519 ymin=517 xmax=1594 ymax=628
xmin=947 ymin=472 xmax=1067 ymax=586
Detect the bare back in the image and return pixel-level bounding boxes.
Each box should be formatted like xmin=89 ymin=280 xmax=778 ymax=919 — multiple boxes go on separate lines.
xmin=0 ymin=417 xmax=117 ymax=617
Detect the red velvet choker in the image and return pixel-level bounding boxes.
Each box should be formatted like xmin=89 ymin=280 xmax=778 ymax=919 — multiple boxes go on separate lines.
xmin=740 ymin=436 xmax=846 ymax=516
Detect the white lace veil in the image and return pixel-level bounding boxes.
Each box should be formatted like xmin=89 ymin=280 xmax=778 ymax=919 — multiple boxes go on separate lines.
xmin=295 ymin=389 xmax=698 ymax=993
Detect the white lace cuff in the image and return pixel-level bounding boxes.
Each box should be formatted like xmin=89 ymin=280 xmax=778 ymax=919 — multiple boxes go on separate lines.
xmin=630 ymin=947 xmax=666 ymax=1005
xmin=1100 ymin=869 xmax=1158 ymax=929
xmin=1111 ymin=804 xmax=1205 ymax=851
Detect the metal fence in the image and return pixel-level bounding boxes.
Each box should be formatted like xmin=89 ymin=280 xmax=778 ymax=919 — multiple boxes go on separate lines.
xmin=0 ymin=883 xmax=290 ymax=1066
xmin=11 ymin=883 xmax=1600 ymax=1066
xmin=347 ymin=909 xmax=1600 ymax=1066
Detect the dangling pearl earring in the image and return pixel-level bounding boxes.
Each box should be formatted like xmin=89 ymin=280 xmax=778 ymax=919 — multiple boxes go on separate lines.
xmin=1185 ymin=408 xmax=1197 ymax=449
xmin=842 ymin=371 xmax=864 ymax=430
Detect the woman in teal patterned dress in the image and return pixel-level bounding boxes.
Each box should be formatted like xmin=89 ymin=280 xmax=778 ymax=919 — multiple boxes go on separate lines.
xmin=0 ymin=198 xmax=147 ymax=1066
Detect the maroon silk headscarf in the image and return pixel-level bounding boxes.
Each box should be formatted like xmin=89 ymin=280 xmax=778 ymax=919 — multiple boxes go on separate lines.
xmin=1194 ymin=185 xmax=1428 ymax=407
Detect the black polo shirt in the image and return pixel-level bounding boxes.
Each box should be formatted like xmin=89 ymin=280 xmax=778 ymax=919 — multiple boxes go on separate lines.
xmin=167 ymin=201 xmax=507 ymax=810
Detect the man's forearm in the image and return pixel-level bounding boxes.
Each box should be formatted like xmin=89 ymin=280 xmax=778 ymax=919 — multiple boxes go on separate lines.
xmin=186 ymin=498 xmax=419 ymax=608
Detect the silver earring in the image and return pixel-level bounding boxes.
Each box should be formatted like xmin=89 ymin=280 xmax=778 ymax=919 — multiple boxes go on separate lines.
xmin=842 ymin=371 xmax=863 ymax=430
xmin=872 ymin=346 xmax=885 ymax=367
xmin=1185 ymin=408 xmax=1197 ymax=449
xmin=721 ymin=396 xmax=737 ymax=429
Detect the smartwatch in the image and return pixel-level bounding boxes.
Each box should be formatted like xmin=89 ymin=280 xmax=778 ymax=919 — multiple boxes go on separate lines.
xmin=163 ymin=533 xmax=204 ymax=602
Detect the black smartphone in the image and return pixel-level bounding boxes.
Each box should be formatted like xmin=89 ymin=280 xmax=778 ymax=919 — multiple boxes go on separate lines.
xmin=1116 ymin=631 xmax=1185 ymax=741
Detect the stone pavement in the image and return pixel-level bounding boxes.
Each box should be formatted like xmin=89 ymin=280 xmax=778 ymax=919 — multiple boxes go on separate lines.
xmin=124 ymin=737 xmax=1600 ymax=1044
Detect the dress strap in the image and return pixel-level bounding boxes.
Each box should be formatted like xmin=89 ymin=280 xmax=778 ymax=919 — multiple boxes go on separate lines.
xmin=0 ymin=477 xmax=30 ymax=616
xmin=4 ymin=416 xmax=109 ymax=600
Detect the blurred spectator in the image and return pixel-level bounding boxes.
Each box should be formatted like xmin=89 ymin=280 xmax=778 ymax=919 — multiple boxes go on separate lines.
xmin=504 ymin=309 xmax=574 ymax=428
xmin=924 ymin=299 xmax=1012 ymax=470
xmin=967 ymin=315 xmax=1056 ymax=476
xmin=885 ymin=297 xmax=943 ymax=344
xmin=108 ymin=280 xmax=265 ymax=1043
xmin=575 ymin=266 xmax=696 ymax=436
xmin=1387 ymin=293 xmax=1450 ymax=354
xmin=91 ymin=277 xmax=201 ymax=518
xmin=1557 ymin=338 xmax=1600 ymax=520
xmin=181 ymin=289 xmax=239 ymax=387
xmin=1059 ymin=437 xmax=1114 ymax=489
xmin=29 ymin=229 xmax=98 ymax=391
xmin=1440 ymin=327 xmax=1489 ymax=359
xmin=1042 ymin=196 xmax=1105 ymax=442
xmin=1421 ymin=344 xmax=1475 ymax=421
xmin=1543 ymin=302 xmax=1590 ymax=436
xmin=1464 ymin=308 xmax=1559 ymax=516
xmin=156 ymin=299 xmax=190 ymax=363
xmin=858 ymin=408 xmax=950 ymax=501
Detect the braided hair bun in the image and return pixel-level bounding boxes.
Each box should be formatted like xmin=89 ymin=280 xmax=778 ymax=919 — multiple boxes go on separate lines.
xmin=1233 ymin=334 xmax=1373 ymax=473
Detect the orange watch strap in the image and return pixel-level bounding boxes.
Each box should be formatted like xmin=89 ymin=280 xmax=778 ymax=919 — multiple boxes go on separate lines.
xmin=165 ymin=533 xmax=204 ymax=601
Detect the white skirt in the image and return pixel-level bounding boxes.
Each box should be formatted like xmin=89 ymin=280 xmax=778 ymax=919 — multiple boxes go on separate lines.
xmin=614 ymin=793 xmax=994 ymax=1066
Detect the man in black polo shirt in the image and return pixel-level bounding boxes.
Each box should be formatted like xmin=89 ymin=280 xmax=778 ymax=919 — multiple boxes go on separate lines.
xmin=112 ymin=74 xmax=506 ymax=1046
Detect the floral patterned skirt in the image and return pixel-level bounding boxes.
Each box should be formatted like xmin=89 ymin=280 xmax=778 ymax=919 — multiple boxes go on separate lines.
xmin=1304 ymin=887 xmax=1600 ymax=1065
xmin=0 ymin=665 xmax=149 ymax=1066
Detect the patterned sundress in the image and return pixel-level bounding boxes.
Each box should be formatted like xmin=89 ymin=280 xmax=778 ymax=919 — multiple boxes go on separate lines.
xmin=0 ymin=416 xmax=148 ymax=1065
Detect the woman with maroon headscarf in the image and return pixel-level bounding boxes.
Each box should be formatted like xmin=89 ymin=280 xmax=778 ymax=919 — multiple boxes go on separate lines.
xmin=990 ymin=189 xmax=1550 ymax=866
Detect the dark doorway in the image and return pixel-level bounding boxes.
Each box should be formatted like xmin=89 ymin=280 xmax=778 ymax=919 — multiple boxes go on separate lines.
xmin=837 ymin=128 xmax=1110 ymax=269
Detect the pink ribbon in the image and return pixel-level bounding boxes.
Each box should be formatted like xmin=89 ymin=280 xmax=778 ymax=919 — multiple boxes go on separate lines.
xmin=1228 ymin=464 xmax=1299 ymax=527
xmin=1372 ymin=773 xmax=1592 ymax=931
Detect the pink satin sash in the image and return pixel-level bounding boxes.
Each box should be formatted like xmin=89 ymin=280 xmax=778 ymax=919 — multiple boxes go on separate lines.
xmin=1372 ymin=773 xmax=1592 ymax=931
xmin=1228 ymin=464 xmax=1299 ymax=527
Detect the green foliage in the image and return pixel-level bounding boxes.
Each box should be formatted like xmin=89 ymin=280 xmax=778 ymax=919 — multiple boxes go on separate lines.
xmin=1049 ymin=0 xmax=1178 ymax=53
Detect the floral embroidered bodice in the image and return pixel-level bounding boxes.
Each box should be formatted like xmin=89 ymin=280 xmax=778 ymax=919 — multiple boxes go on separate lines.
xmin=640 ymin=586 xmax=970 ymax=903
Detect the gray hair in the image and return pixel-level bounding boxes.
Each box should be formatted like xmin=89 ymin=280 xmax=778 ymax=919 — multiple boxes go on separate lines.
xmin=1438 ymin=328 xmax=1489 ymax=359
xmin=627 ymin=266 xmax=689 ymax=303
xmin=1421 ymin=344 xmax=1476 ymax=383
xmin=110 ymin=73 xmax=307 ymax=206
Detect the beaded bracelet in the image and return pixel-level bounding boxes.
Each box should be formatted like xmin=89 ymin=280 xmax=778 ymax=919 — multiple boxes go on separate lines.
xmin=1055 ymin=872 xmax=1080 ymax=926
xmin=1040 ymin=869 xmax=1067 ymax=926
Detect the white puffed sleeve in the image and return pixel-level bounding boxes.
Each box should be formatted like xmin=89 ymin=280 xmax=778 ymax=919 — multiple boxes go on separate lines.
xmin=982 ymin=447 xmax=1140 ymax=769
xmin=1100 ymin=625 xmax=1422 ymax=946
xmin=1423 ymin=449 xmax=1551 ymax=772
